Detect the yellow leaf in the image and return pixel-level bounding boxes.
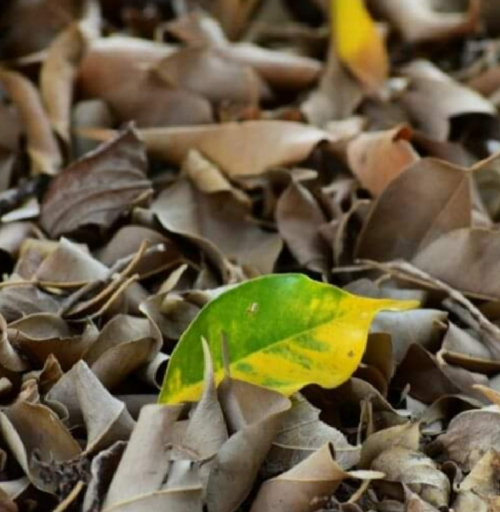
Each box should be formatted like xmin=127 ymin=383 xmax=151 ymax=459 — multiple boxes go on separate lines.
xmin=332 ymin=0 xmax=389 ymax=91
xmin=159 ymin=274 xmax=418 ymax=404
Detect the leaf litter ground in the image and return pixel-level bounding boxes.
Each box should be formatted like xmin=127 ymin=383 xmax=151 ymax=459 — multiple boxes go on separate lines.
xmin=1 ymin=0 xmax=500 ymax=511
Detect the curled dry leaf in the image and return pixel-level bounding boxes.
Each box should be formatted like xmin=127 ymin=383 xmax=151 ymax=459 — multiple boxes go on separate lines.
xmin=40 ymin=127 xmax=152 ymax=240
xmin=429 ymin=407 xmax=500 ymax=471
xmin=73 ymin=362 xmax=135 ymax=454
xmin=264 ymin=394 xmax=360 ymax=476
xmin=370 ymin=309 xmax=447 ymax=364
xmin=357 ymin=158 xmax=472 ymax=261
xmin=371 ymin=0 xmax=480 ymax=43
xmin=152 ymin=179 xmax=282 ymax=276
xmin=0 ymin=400 xmax=81 ymax=493
xmin=440 ymin=323 xmax=500 ymax=374
xmin=219 ymin=43 xmax=322 ymax=91
xmin=8 ymin=313 xmax=98 ymax=370
xmin=154 ymin=47 xmax=271 ymax=105
xmin=301 ymin=40 xmax=363 ymax=127
xmin=400 ymin=61 xmax=496 ymax=141
xmin=0 ymin=69 xmax=62 ymax=175
xmin=206 ymin=378 xmax=291 ymax=512
xmin=82 ymin=121 xmax=331 ymax=177
xmin=78 ymin=38 xmax=213 ymax=127
xmin=102 ymin=404 xmax=193 ymax=511
xmin=371 ymin=447 xmax=450 ymax=508
xmin=34 ymin=238 xmax=108 ymax=287
xmin=359 ymin=422 xmax=420 ymax=469
xmin=346 ymin=125 xmax=419 ymax=196
xmin=275 ymin=180 xmax=330 ymax=274
xmin=40 ymin=24 xmax=87 ymax=143
xmin=413 ymin=228 xmax=500 ymax=300
xmin=251 ymin=443 xmax=382 ymax=512
xmin=97 ymin=225 xmax=183 ymax=279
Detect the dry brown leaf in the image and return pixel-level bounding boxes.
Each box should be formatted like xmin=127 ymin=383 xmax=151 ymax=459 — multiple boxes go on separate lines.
xmin=347 ymin=125 xmax=420 ymax=196
xmin=206 ymin=378 xmax=291 ymax=512
xmin=360 ymin=422 xmax=420 ymax=469
xmin=78 ymin=38 xmax=213 ymax=127
xmin=81 ymin=121 xmax=331 ymax=178
xmin=40 ymin=24 xmax=87 ymax=143
xmin=371 ymin=0 xmax=480 ymax=43
xmin=8 ymin=314 xmax=98 ymax=370
xmin=82 ymin=441 xmax=127 ymax=512
xmin=400 ymin=60 xmax=496 ymax=141
xmin=73 ymin=99 xmax=114 ymax=157
xmin=301 ymin=40 xmax=363 ymax=127
xmin=0 ymin=283 xmax=61 ymax=323
xmin=276 ymin=180 xmax=329 ymax=274
xmin=0 ymin=400 xmax=81 ymax=493
xmin=356 ymin=158 xmax=472 ymax=261
xmin=413 ymin=228 xmax=500 ymax=300
xmin=179 ymin=339 xmax=228 ymax=460
xmin=74 ymin=361 xmax=135 ymax=454
xmin=441 ymin=323 xmax=500 ymax=374
xmin=0 ymin=69 xmax=62 ymax=175
xmin=152 ymin=179 xmax=282 ymax=276
xmin=154 ymin=47 xmax=271 ymax=105
xmin=429 ymin=407 xmax=500 ymax=471
xmin=264 ymin=394 xmax=360 ymax=477
xmin=40 ymin=127 xmax=152 ymax=240
xmin=0 ymin=313 xmax=28 ymax=372
xmin=102 ymin=404 xmax=186 ymax=508
xmin=34 ymin=238 xmax=108 ymax=287
xmin=370 ymin=309 xmax=447 ymax=364
xmin=97 ymin=226 xmax=183 ymax=279
xmin=182 ymin=149 xmax=250 ymax=204
xmin=251 ymin=444 xmax=381 ymax=512
xmin=371 ymin=447 xmax=450 ymax=508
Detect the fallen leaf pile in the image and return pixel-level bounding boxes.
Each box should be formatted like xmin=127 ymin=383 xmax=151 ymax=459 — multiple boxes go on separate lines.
xmin=3 ymin=0 xmax=500 ymax=511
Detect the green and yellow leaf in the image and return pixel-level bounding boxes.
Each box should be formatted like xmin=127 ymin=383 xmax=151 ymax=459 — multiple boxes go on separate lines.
xmin=332 ymin=0 xmax=389 ymax=91
xmin=159 ymin=274 xmax=418 ymax=404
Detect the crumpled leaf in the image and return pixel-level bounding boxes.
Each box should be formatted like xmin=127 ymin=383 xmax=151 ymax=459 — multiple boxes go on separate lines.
xmin=34 ymin=238 xmax=108 ymax=286
xmin=160 ymin=273 xmax=417 ymax=404
xmin=40 ymin=126 xmax=152 ymax=240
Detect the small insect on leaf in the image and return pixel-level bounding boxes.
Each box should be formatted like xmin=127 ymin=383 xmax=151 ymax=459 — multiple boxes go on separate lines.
xmin=332 ymin=0 xmax=389 ymax=91
xmin=159 ymin=274 xmax=418 ymax=404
